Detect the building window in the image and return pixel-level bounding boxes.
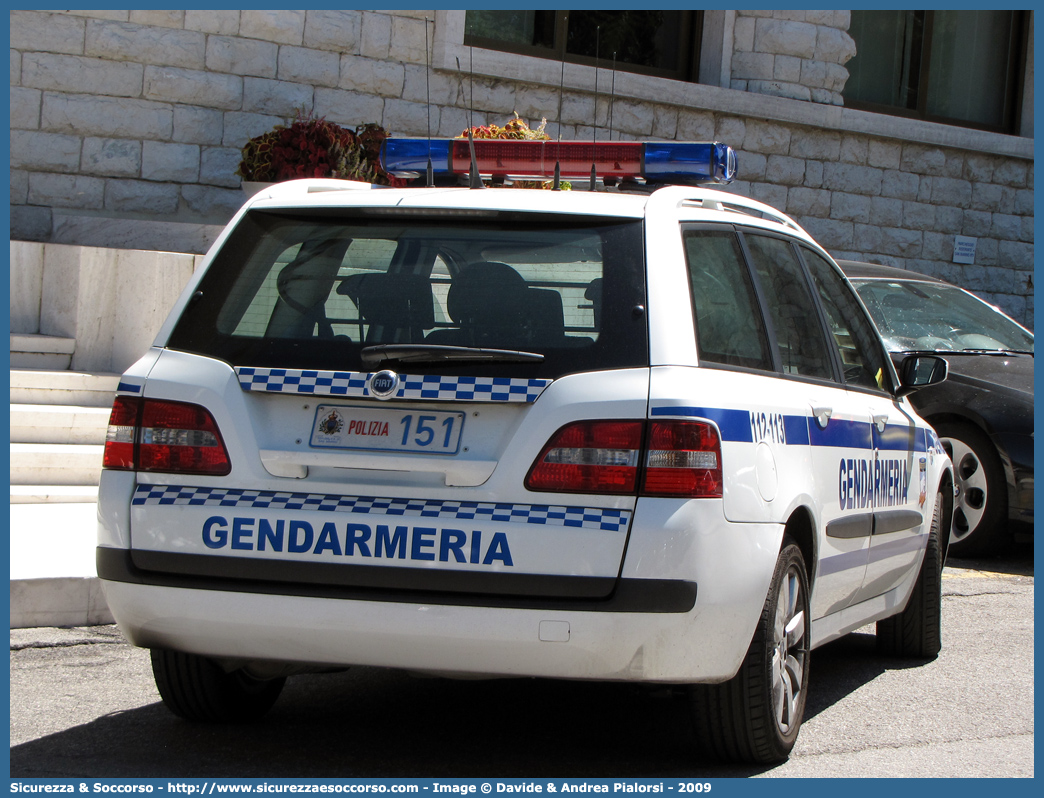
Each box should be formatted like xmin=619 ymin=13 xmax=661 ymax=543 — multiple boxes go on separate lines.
xmin=464 ymin=10 xmax=701 ymax=83
xmin=843 ymin=10 xmax=1027 ymax=133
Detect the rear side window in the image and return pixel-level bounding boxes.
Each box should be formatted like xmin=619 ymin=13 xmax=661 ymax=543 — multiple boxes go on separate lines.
xmin=168 ymin=209 xmax=648 ymax=379
xmin=743 ymin=234 xmax=834 ymax=380
xmin=682 ymin=228 xmax=772 ymax=370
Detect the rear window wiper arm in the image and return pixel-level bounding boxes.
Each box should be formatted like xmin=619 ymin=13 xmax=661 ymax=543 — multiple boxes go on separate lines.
xmin=361 ymin=344 xmax=544 ymax=366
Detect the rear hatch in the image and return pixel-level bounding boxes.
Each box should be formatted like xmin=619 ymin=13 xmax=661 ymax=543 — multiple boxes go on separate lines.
xmin=126 ymin=194 xmax=652 ymax=602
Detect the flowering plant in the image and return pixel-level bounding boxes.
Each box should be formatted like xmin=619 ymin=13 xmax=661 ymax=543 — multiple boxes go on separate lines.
xmin=457 ymin=112 xmax=568 ymax=189
xmin=236 ymin=113 xmax=401 ymax=185
xmin=459 ymin=112 xmax=550 ymax=141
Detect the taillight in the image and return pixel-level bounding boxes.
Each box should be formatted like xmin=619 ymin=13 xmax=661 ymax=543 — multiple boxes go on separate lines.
xmin=103 ymin=397 xmax=231 ymax=476
xmin=525 ymin=419 xmax=723 ymax=498
xmin=525 ymin=421 xmax=643 ymax=494
xmin=641 ymin=421 xmax=722 ymax=498
xmin=102 ymin=396 xmax=139 ymax=470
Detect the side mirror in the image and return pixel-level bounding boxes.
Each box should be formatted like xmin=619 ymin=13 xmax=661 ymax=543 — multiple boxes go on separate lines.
xmin=896 ymin=354 xmax=948 ymax=398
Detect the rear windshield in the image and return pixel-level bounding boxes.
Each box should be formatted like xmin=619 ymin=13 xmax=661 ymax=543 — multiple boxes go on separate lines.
xmin=168 ymin=208 xmax=648 ymax=378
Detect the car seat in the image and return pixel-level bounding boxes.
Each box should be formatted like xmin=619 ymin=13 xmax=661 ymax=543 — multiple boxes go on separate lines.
xmin=338 ymin=272 xmax=435 ymax=343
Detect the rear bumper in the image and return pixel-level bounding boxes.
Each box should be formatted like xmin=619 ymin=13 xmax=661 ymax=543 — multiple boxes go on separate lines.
xmin=98 ymin=510 xmax=784 ymax=684
xmin=100 ymin=569 xmax=741 ymax=684
xmin=97 ymin=546 xmax=697 ymax=613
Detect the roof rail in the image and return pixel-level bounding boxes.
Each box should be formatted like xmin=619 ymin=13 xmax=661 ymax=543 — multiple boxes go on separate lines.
xmin=676 ymin=191 xmax=805 ymax=234
xmin=245 ymin=178 xmax=376 ymax=200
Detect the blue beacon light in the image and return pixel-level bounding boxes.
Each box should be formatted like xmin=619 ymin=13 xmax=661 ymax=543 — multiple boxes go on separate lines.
xmin=381 ymin=139 xmax=737 ymax=186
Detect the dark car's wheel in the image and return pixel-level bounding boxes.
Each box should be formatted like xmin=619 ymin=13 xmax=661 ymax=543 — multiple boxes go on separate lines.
xmin=151 ymin=649 xmax=285 ymax=723
xmin=876 ymin=486 xmax=947 ymax=659
xmin=690 ymin=538 xmax=810 ymax=764
xmin=935 ymin=421 xmax=1007 ymax=557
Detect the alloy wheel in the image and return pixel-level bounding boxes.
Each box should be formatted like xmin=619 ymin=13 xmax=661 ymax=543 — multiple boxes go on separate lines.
xmin=771 ymin=565 xmax=807 ymax=735
xmin=942 ymin=436 xmax=988 ymax=541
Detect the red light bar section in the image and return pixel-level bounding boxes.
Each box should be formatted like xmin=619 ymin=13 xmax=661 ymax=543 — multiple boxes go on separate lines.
xmin=450 ymin=140 xmax=643 ymax=180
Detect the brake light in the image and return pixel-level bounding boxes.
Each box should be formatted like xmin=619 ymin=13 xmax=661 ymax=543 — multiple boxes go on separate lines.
xmin=641 ymin=421 xmax=722 ymax=498
xmin=102 ymin=396 xmax=138 ymax=470
xmin=103 ymin=397 xmax=231 ymax=476
xmin=525 ymin=419 xmax=723 ymax=497
xmin=381 ymin=139 xmax=737 ymax=185
xmin=525 ymin=421 xmax=643 ymax=494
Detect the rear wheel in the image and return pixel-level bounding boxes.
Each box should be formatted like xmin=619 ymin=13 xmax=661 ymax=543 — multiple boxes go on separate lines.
xmin=936 ymin=421 xmax=1006 ymax=557
xmin=876 ymin=487 xmax=946 ymax=659
xmin=690 ymin=539 xmax=810 ymax=764
xmin=151 ymin=649 xmax=285 ymax=723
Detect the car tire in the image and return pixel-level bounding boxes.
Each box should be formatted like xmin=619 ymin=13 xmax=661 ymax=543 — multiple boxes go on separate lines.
xmin=935 ymin=421 xmax=1007 ymax=557
xmin=151 ymin=649 xmax=285 ymax=723
xmin=690 ymin=538 xmax=810 ymax=764
xmin=876 ymin=486 xmax=947 ymax=659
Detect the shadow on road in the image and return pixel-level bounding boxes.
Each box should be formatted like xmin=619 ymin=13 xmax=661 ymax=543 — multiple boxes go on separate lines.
xmin=947 ymin=534 xmax=1034 ymax=576
xmin=10 ymin=628 xmax=947 ymax=781
xmin=946 ymin=551 xmax=1034 ymax=578
xmin=11 ymin=666 xmax=772 ymax=779
xmin=801 ymin=631 xmax=936 ymax=724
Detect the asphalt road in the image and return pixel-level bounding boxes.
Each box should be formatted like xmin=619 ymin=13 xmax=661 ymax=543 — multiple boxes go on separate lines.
xmin=9 ymin=552 xmax=1034 ymax=779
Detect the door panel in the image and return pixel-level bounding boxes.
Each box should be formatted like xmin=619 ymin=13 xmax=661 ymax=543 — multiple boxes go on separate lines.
xmin=807 ymin=400 xmax=875 ymax=618
xmin=861 ymin=405 xmax=929 ymax=599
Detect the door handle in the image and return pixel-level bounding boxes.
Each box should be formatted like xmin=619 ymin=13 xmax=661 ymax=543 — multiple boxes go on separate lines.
xmin=873 ymin=414 xmax=889 ymax=433
xmin=812 ymin=406 xmax=832 ymax=429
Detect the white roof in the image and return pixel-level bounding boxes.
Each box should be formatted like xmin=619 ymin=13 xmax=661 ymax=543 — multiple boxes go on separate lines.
xmin=240 ymin=177 xmax=811 ymax=239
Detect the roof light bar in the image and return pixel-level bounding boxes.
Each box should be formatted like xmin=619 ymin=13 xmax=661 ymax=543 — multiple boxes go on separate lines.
xmin=381 ymin=139 xmax=737 ymax=186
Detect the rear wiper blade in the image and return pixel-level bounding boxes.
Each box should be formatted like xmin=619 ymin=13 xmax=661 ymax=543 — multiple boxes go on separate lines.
xmin=361 ymin=344 xmax=544 ymax=366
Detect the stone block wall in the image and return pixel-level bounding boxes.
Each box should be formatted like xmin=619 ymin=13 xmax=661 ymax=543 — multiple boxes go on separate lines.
xmin=731 ymin=125 xmax=1034 ymax=325
xmin=8 ymin=8 xmax=1034 ymax=327
xmin=731 ymin=10 xmax=856 ymax=105
xmin=9 ymin=9 xmax=437 ymax=244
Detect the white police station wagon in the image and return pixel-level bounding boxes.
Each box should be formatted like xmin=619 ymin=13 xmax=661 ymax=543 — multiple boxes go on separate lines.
xmin=98 ymin=138 xmax=953 ymax=764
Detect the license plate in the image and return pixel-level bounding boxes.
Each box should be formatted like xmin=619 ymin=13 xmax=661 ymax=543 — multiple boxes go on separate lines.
xmin=310 ymin=405 xmax=465 ymax=454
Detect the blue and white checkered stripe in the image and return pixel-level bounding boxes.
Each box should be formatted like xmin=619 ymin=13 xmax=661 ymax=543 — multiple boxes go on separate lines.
xmin=236 ymin=367 xmax=551 ymax=403
xmin=133 ymin=485 xmax=631 ymax=533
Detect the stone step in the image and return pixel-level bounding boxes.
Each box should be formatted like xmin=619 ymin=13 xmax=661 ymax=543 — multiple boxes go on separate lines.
xmin=10 ymin=443 xmax=105 ymax=486
xmin=9 ymin=333 xmax=76 ymax=370
xmin=10 ymin=404 xmax=111 ymax=445
xmin=10 ymin=352 xmax=73 ymax=370
xmin=10 ymin=334 xmax=77 ymax=353
xmin=10 ymin=485 xmax=100 ymax=504
xmin=10 ymin=369 xmax=121 ymax=408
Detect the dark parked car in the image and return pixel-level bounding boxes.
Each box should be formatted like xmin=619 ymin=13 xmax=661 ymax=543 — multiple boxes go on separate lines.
xmin=840 ymin=261 xmax=1033 ymax=556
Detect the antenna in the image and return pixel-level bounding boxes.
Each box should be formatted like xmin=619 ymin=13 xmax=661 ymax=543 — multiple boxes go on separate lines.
xmin=454 ymin=56 xmax=481 ymax=189
xmin=553 ymin=55 xmax=565 ymax=190
xmin=590 ymin=26 xmax=600 ymax=192
xmin=466 ymin=126 xmax=482 ymax=190
xmin=608 ymin=52 xmax=616 ymax=141
xmin=424 ymin=17 xmax=433 ymax=186
xmin=460 ymin=49 xmax=482 ymax=189
xmin=454 ymin=55 xmax=474 ymax=134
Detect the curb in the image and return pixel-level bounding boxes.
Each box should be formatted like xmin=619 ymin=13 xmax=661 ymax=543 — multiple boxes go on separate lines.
xmin=10 ymin=577 xmax=113 ymax=629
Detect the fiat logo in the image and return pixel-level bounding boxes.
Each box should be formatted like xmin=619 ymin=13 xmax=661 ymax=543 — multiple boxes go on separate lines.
xmin=369 ymin=370 xmax=399 ymax=399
